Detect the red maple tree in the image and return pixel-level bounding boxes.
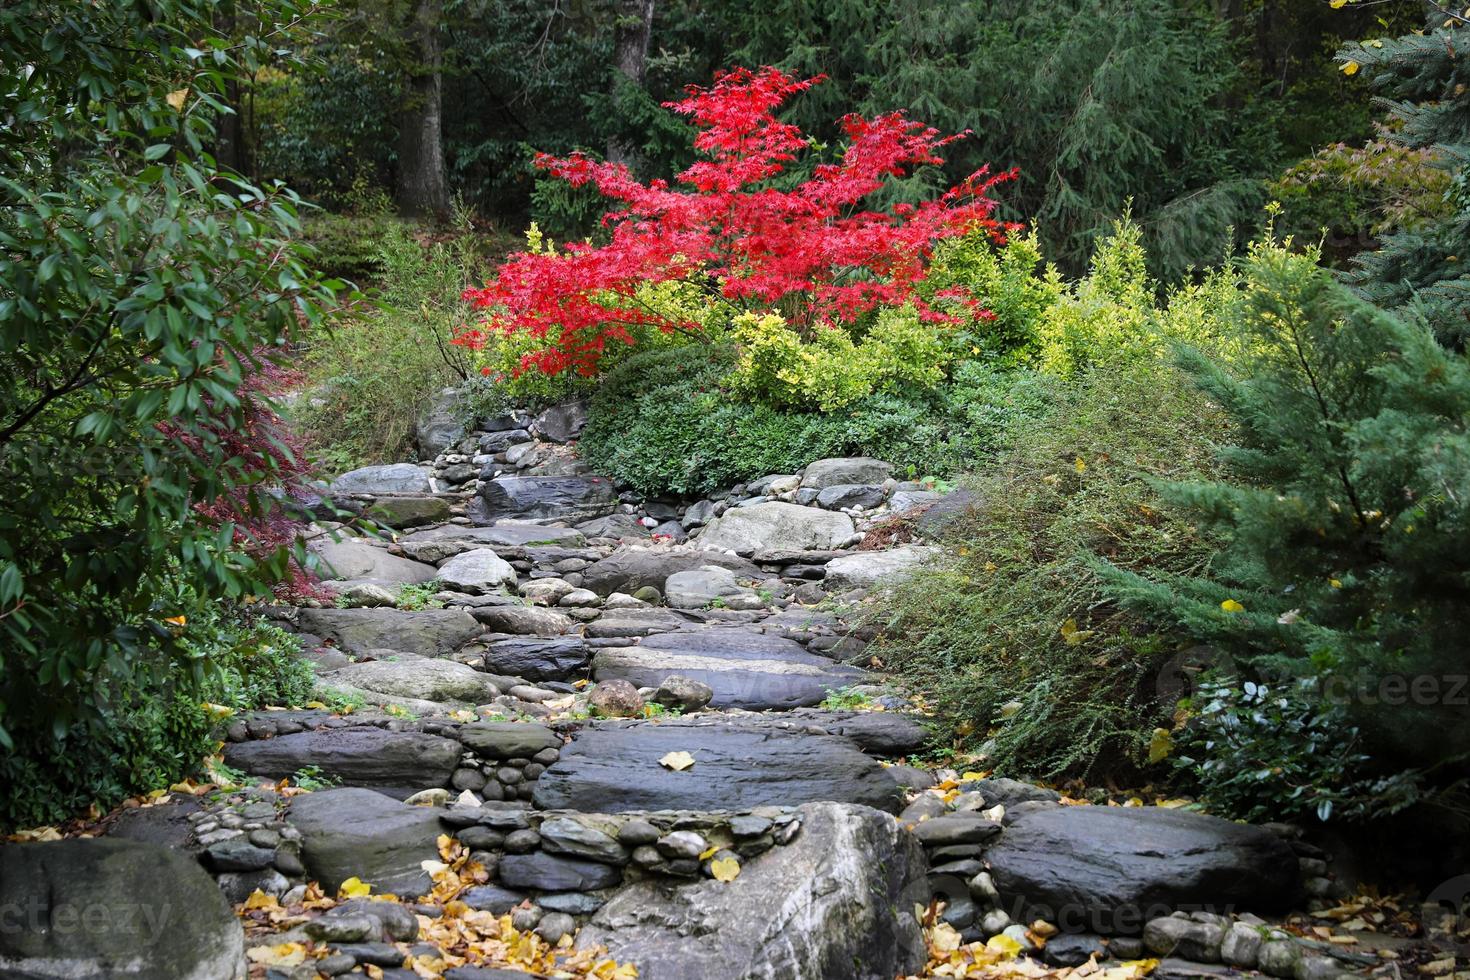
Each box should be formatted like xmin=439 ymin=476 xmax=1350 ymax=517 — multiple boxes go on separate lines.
xmin=458 ymin=66 xmax=1017 ymax=376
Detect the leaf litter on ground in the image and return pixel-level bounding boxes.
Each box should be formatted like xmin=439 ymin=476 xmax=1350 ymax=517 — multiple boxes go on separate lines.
xmin=236 ymin=833 xmax=637 ymax=979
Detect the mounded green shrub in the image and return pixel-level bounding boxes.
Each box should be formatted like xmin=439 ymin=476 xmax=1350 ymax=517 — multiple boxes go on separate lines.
xmin=0 ymin=617 xmax=316 ymax=831
xmin=578 ymin=343 xmax=1020 ymax=496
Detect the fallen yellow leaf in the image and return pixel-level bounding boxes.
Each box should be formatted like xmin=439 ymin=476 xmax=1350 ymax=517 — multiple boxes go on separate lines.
xmin=659 ymin=751 xmax=695 ymax=771
xmin=242 ymin=889 xmax=280 ymax=911
xmin=339 ymin=876 xmax=373 ymax=898
xmin=246 ymin=942 xmax=307 ymax=968
xmin=709 ymin=856 xmax=741 ymax=882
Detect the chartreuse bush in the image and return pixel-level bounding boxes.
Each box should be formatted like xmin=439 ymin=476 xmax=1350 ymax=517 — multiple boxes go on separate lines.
xmin=725 ymin=306 xmax=949 ymax=411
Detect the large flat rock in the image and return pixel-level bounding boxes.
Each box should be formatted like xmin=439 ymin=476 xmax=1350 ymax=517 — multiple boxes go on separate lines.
xmin=0 ymin=838 xmax=246 ymax=980
xmin=395 ymin=523 xmax=587 ymax=563
xmin=317 ymin=655 xmax=501 ymax=705
xmin=984 ymin=805 xmax=1302 ymax=934
xmin=223 ymin=726 xmax=461 ymax=798
xmin=477 ymin=475 xmax=617 ymax=523
xmin=697 ymin=502 xmax=855 ymax=555
xmin=288 ymin=788 xmax=444 ymax=897
xmin=532 ymin=721 xmax=904 ymax=813
xmin=330 ymin=463 xmax=434 ymax=495
xmin=482 ymin=636 xmax=591 ymax=681
xmin=800 ymin=457 xmax=894 ymax=489
xmin=581 ymin=546 xmax=762 ymax=596
xmin=592 ymin=627 xmax=865 ymax=710
xmin=311 ymin=537 xmax=438 ymax=586
xmin=823 ymin=545 xmax=938 ymax=591
xmin=296 ymin=607 xmax=482 ymax=656
xmin=578 ymin=802 xmax=926 ymax=980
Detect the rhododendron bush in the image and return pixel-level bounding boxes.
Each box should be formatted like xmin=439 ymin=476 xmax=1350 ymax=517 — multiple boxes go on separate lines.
xmin=456 ymin=66 xmax=1017 ymax=377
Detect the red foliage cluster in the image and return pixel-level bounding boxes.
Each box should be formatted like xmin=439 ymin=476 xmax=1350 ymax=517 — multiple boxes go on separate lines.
xmin=161 ymin=356 xmax=327 ymax=601
xmin=458 ymin=66 xmax=1017 ymax=376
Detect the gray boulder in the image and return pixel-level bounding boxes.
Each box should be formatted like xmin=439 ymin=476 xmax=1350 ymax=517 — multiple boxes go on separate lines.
xmin=478 ymin=475 xmax=617 ymax=522
xmin=396 ymin=524 xmax=586 ymax=563
xmin=532 ymin=721 xmax=904 ymax=813
xmin=578 ymin=802 xmax=927 ymax=980
xmin=296 ymin=607 xmax=482 ymax=656
xmin=317 ymin=656 xmax=500 ymax=704
xmin=984 ymin=805 xmax=1302 ymax=934
xmin=581 ymin=546 xmax=761 ymax=596
xmin=664 ymin=566 xmax=755 ymax=609
xmin=815 ymin=484 xmax=886 ymax=510
xmin=915 ymin=488 xmax=982 ymax=535
xmin=330 ymin=463 xmax=434 ymax=495
xmin=417 ymin=388 xmax=465 ymax=459
xmin=890 ymin=489 xmax=943 ymax=514
xmin=288 ymin=788 xmax=444 ymax=897
xmin=800 ymin=457 xmax=893 ymax=489
xmin=470 ymin=605 xmax=574 ymax=636
xmin=436 ymin=548 xmax=518 ymax=594
xmin=697 ymin=502 xmax=856 ymax=555
xmin=311 ymin=537 xmax=437 ymax=587
xmin=0 ymin=837 xmax=246 ymax=980
xmin=530 ymin=401 xmax=589 ymax=443
xmin=482 ymin=636 xmax=590 ymax=681
xmin=576 ymin=514 xmax=652 ymax=540
xmin=592 ymin=628 xmax=866 ymax=711
xmin=498 ymin=852 xmax=622 ymax=891
xmin=367 ymin=495 xmax=451 ymax=529
xmin=823 ymin=546 xmax=938 ymax=591
xmin=458 ymin=721 xmax=562 ymax=758
xmin=223 ymin=727 xmax=461 ymax=798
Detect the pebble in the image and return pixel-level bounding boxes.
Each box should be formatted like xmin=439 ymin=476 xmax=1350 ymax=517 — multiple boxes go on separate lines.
xmin=535 ymin=912 xmax=576 ymax=944
xmin=655 ymin=830 xmax=707 ymax=860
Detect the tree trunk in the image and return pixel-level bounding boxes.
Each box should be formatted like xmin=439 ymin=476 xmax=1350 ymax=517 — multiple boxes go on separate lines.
xmin=397 ymin=0 xmax=450 ymax=220
xmin=607 ymin=0 xmax=655 ymax=170
xmin=212 ymin=9 xmax=249 ymax=177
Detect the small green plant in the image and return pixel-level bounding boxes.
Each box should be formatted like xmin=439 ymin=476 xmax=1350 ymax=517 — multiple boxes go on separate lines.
xmin=820 ymin=686 xmax=878 ymax=711
xmin=290 ymin=765 xmax=340 ymax=791
xmin=395 ymin=582 xmax=444 ymax=611
xmin=1171 ymin=677 xmax=1421 ymax=823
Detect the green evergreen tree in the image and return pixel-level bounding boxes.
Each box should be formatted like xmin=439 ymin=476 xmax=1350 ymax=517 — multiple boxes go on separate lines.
xmin=1099 ymin=240 xmax=1470 ymax=800
xmin=1341 ymin=13 xmax=1470 ymax=348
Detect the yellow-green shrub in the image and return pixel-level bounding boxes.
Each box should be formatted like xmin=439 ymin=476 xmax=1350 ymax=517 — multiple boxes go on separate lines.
xmin=726 ymin=306 xmax=949 ymax=411
xmin=924 ymin=229 xmax=1063 ymax=364
xmin=1034 ymin=216 xmax=1249 ymax=377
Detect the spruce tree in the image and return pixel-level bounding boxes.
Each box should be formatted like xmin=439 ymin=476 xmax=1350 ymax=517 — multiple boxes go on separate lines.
xmin=1341 ymin=11 xmax=1470 ymax=348
xmin=1099 ymin=240 xmax=1470 ymax=793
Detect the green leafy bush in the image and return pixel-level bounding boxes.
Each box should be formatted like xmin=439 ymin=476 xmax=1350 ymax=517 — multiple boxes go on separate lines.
xmin=874 ymin=360 xmax=1227 ymax=780
xmin=0 ymin=616 xmax=316 ymax=830
xmin=1171 ymin=677 xmax=1421 ymax=824
xmin=578 ymin=343 xmax=992 ymax=496
xmin=0 ymin=0 xmax=335 ymax=827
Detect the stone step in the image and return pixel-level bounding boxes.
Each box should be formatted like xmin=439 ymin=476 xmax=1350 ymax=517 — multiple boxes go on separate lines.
xmin=530 ymin=720 xmax=905 ymax=813
xmin=592 ymin=626 xmax=867 ymax=711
